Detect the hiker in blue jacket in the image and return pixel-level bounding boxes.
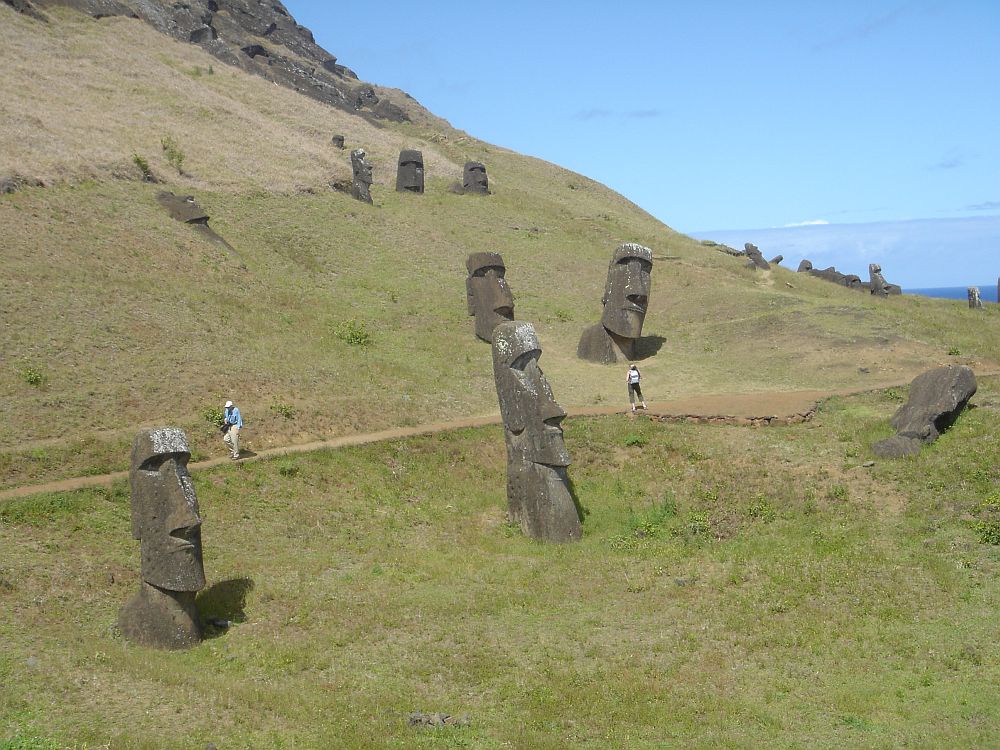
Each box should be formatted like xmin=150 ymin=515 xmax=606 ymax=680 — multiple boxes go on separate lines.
xmin=222 ymin=399 xmax=243 ymax=459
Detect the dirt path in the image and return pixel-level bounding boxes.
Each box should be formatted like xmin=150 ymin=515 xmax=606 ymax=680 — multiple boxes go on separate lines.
xmin=0 ymin=381 xmax=968 ymax=502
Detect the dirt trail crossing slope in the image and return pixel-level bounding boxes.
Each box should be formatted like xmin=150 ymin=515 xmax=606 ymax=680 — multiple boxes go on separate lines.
xmin=0 ymin=385 xmax=935 ymax=501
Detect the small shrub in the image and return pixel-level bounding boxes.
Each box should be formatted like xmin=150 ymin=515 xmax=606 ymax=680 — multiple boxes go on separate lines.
xmin=272 ymin=402 xmax=295 ymax=420
xmin=160 ymin=135 xmax=185 ymax=174
xmin=18 ymin=366 xmax=45 ymax=387
xmin=554 ymin=308 xmax=572 ymax=322
xmin=334 ymin=319 xmax=372 ymax=347
xmin=687 ymin=511 xmax=711 ymax=537
xmin=973 ymin=493 xmax=1000 ymax=545
xmin=132 ymin=152 xmax=153 ymax=181
xmin=747 ymin=495 xmax=776 ymax=523
xmin=277 ymin=462 xmax=300 ymax=478
xmin=0 ymin=733 xmax=62 ymax=750
xmin=828 ymin=485 xmax=849 ymax=502
xmin=883 ymin=387 xmax=904 ymax=402
xmin=202 ymin=405 xmax=225 ymax=429
xmin=623 ymin=433 xmax=647 ymax=448
xmin=947 ymin=346 xmax=961 ymax=356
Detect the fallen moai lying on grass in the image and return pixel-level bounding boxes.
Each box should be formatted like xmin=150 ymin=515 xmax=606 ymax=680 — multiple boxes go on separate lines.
xmin=872 ymin=365 xmax=977 ymax=458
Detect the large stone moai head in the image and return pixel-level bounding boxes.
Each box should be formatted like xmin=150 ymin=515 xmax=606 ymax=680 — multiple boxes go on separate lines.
xmin=492 ymin=321 xmax=580 ymax=542
xmin=395 ymin=149 xmax=424 ymax=193
xmin=120 ymin=427 xmax=205 ymax=649
xmin=744 ymin=242 xmax=771 ymax=270
xmin=350 ymin=148 xmax=373 ymax=204
xmin=463 ymin=161 xmax=489 ymax=194
xmin=601 ymin=243 xmax=653 ymax=340
xmin=466 ymin=252 xmax=514 ymax=341
xmin=869 ymin=263 xmax=888 ymax=296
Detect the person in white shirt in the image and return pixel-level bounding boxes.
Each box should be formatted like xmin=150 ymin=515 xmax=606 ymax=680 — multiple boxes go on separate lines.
xmin=626 ymin=364 xmax=647 ymax=412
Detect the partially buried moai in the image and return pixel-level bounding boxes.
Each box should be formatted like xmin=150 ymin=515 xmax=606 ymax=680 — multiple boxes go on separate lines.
xmin=350 ymin=148 xmax=373 ymax=204
xmin=969 ymin=287 xmax=984 ymax=309
xmin=463 ymin=161 xmax=489 ymax=194
xmin=493 ymin=321 xmax=581 ymax=542
xmin=466 ymin=252 xmax=514 ymax=342
xmin=395 ymin=149 xmax=424 ymax=193
xmin=119 ymin=427 xmax=205 ymax=649
xmin=577 ymin=242 xmax=653 ymax=364
xmin=744 ymin=242 xmax=770 ymax=270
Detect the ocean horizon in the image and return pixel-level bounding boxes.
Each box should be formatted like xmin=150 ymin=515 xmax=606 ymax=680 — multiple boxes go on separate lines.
xmin=906 ymin=285 xmax=999 ymax=303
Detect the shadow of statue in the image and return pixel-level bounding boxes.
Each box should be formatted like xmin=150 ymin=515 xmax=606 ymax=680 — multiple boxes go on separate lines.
xmin=196 ymin=577 xmax=254 ymax=636
xmin=566 ymin=474 xmax=589 ymax=523
xmin=634 ymin=335 xmax=666 ymax=360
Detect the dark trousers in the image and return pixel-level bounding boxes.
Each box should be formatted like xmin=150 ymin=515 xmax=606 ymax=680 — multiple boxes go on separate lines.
xmin=628 ymin=383 xmax=643 ymax=404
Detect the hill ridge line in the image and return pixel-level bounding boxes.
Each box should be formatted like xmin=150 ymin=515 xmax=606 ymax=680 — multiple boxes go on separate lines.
xmin=0 ymin=384 xmax=930 ymax=502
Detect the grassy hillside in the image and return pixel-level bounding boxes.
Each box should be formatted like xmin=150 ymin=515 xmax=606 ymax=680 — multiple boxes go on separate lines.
xmin=1 ymin=379 xmax=998 ymax=748
xmin=3 ymin=7 xmax=997 ymax=490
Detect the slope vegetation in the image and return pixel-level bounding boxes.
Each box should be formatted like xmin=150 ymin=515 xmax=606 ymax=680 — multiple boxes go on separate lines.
xmin=1 ymin=4 xmax=998 ymax=490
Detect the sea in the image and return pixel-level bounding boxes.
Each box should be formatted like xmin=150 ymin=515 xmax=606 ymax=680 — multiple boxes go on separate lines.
xmin=906 ymin=285 xmax=999 ymax=303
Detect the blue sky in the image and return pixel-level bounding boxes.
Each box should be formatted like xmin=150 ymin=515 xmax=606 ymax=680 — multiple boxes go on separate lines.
xmin=285 ymin=1 xmax=999 ymax=286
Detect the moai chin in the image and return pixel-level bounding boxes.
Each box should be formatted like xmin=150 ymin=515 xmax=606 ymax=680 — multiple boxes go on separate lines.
xmin=463 ymin=161 xmax=489 ymax=194
xmin=350 ymin=148 xmax=373 ymax=204
xmin=968 ymin=287 xmax=984 ymax=309
xmin=493 ymin=321 xmax=581 ymax=542
xmin=395 ymin=149 xmax=424 ymax=193
xmin=119 ymin=427 xmax=205 ymax=649
xmin=577 ymin=243 xmax=653 ymax=364
xmin=466 ymin=252 xmax=514 ymax=342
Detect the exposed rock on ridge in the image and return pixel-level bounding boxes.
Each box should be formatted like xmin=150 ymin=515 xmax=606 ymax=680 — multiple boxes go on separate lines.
xmin=16 ymin=0 xmax=409 ymax=122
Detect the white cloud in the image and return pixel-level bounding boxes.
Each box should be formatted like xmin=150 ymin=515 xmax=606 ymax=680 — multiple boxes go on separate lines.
xmin=782 ymin=219 xmax=830 ymax=227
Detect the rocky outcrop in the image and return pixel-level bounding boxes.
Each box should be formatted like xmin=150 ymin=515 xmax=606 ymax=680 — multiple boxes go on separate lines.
xmin=872 ymin=366 xmax=977 ymax=458
xmin=3 ymin=0 xmax=50 ymax=20
xmin=32 ymin=0 xmax=411 ymax=122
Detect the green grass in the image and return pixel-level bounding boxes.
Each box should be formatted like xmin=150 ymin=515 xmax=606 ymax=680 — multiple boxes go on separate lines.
xmin=1 ymin=379 xmax=998 ymax=748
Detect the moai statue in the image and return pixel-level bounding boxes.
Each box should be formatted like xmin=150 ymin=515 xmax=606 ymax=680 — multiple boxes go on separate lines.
xmin=466 ymin=252 xmax=514 ymax=342
xmin=350 ymin=148 xmax=373 ymax=204
xmin=769 ymin=255 xmax=784 ymax=266
xmin=493 ymin=321 xmax=581 ymax=542
xmin=969 ymin=287 xmax=984 ymax=309
xmin=119 ymin=428 xmax=206 ymax=649
xmin=463 ymin=161 xmax=489 ymax=194
xmin=577 ymin=243 xmax=653 ymax=364
xmin=797 ymin=259 xmax=813 ymax=272
xmin=331 ymin=134 xmax=346 ymax=149
xmin=395 ymin=149 xmax=424 ymax=193
xmin=744 ymin=242 xmax=771 ymax=270
xmin=869 ymin=264 xmax=890 ymax=296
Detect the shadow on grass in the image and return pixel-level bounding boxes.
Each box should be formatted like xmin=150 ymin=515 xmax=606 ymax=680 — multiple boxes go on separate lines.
xmin=197 ymin=577 xmax=254 ymax=638
xmin=567 ymin=473 xmax=589 ymax=522
xmin=634 ymin=335 xmax=666 ymax=360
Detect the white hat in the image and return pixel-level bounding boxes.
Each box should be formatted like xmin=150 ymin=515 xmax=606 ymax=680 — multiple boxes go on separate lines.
xmin=225 ymin=400 xmax=233 ymax=408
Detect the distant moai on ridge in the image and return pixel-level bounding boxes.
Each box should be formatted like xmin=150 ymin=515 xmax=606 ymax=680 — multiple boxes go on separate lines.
xmin=350 ymin=148 xmax=373 ymax=204
xmin=463 ymin=162 xmax=489 ymax=194
xmin=744 ymin=242 xmax=770 ymax=270
xmin=396 ymin=149 xmax=424 ymax=193
xmin=578 ymin=243 xmax=653 ymax=364
xmin=492 ymin=321 xmax=581 ymax=542
xmin=968 ymin=287 xmax=984 ymax=309
xmin=119 ymin=428 xmax=205 ymax=650
xmin=466 ymin=252 xmax=514 ymax=342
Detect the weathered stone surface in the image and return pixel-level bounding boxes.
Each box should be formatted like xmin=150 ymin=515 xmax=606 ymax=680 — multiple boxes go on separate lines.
xmin=769 ymin=255 xmax=784 ymax=265
xmin=797 ymin=259 xmax=813 ymax=272
xmin=578 ymin=243 xmax=653 ymax=364
xmin=156 ymin=191 xmax=209 ymax=224
xmin=872 ymin=366 xmax=977 ymax=457
xmin=34 ymin=0 xmax=411 ymax=123
xmin=330 ymin=134 xmax=345 ymax=149
xmin=493 ymin=321 xmax=581 ymax=542
xmin=700 ymin=240 xmax=742 ymax=257
xmin=744 ymin=242 xmax=770 ymax=270
xmin=350 ymin=148 xmax=373 ymax=204
xmin=2 ymin=0 xmax=50 ymax=21
xmin=120 ymin=427 xmax=206 ymax=649
xmin=463 ymin=162 xmax=489 ymax=194
xmin=466 ymin=252 xmax=513 ymax=342
xmin=969 ymin=287 xmax=983 ymax=309
xmin=395 ymin=149 xmax=424 ymax=193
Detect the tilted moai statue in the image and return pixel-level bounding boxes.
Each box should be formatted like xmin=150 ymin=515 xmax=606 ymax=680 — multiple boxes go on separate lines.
xmin=119 ymin=428 xmax=206 ymax=649
xmin=466 ymin=252 xmax=514 ymax=341
xmin=463 ymin=161 xmax=489 ymax=194
xmin=577 ymin=243 xmax=653 ymax=364
xmin=769 ymin=255 xmax=784 ymax=266
xmin=744 ymin=242 xmax=771 ymax=270
xmin=350 ymin=148 xmax=373 ymax=204
xmin=869 ymin=263 xmax=889 ymax=296
xmin=395 ymin=149 xmax=424 ymax=193
xmin=797 ymin=259 xmax=813 ymax=273
xmin=968 ymin=287 xmax=984 ymax=309
xmin=493 ymin=321 xmax=581 ymax=542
